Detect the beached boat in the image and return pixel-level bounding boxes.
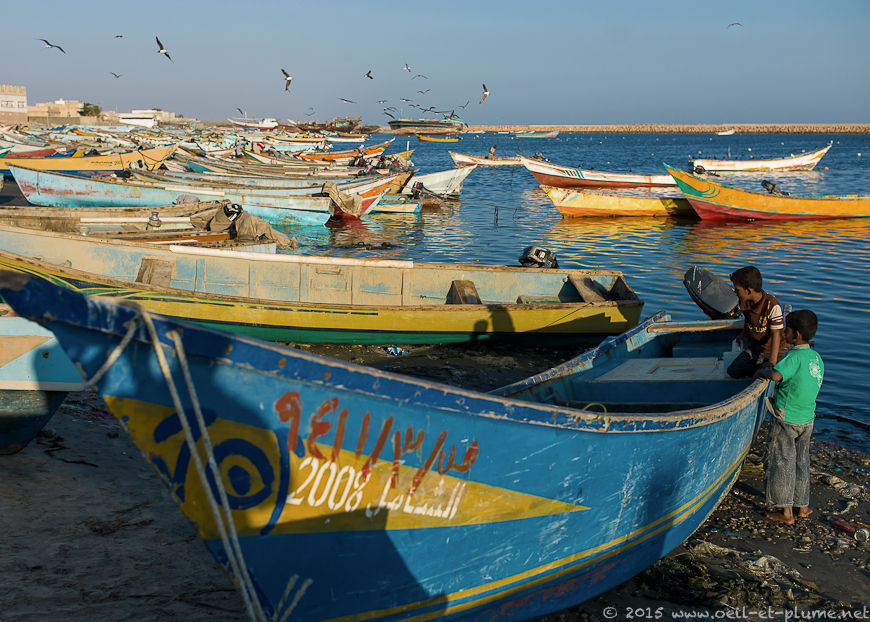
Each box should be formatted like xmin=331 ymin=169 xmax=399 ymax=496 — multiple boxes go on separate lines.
xmin=665 ymin=164 xmax=870 ymax=220
xmin=9 ymin=166 xmax=395 ymax=223
xmin=415 ymin=134 xmax=459 ymax=143
xmin=0 ymin=309 xmax=84 ymax=454
xmin=0 ymin=145 xmax=177 ymax=178
xmin=297 ymin=139 xmax=393 ymax=162
xmin=520 ymin=157 xmax=675 ymax=188
xmin=715 ymin=129 xmax=736 ymax=136
xmin=515 ymin=131 xmax=559 ymax=138
xmin=0 ymin=225 xmax=643 ymax=344
xmin=388 ymin=114 xmax=467 ymax=135
xmin=448 ymin=151 xmax=522 ymax=167
xmin=0 ymin=271 xmax=772 ymax=620
xmin=691 ymin=144 xmax=831 ymax=173
xmin=541 ymin=186 xmax=694 ymax=218
xmin=226 ymin=118 xmax=279 ymax=130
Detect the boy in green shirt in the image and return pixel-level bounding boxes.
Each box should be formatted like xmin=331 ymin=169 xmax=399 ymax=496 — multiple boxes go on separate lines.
xmin=754 ymin=310 xmax=824 ymax=525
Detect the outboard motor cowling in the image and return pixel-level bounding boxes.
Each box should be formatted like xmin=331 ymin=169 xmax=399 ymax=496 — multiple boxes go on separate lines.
xmin=683 ymin=265 xmax=740 ymax=320
xmin=518 ymin=246 xmax=559 ymax=269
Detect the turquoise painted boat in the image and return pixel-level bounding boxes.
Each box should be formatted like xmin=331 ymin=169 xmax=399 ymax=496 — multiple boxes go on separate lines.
xmin=0 ymin=308 xmax=84 ymax=454
xmin=9 ymin=166 xmax=396 ymax=224
xmin=0 ymin=224 xmax=643 ymax=344
xmin=0 ymin=271 xmax=772 ymax=619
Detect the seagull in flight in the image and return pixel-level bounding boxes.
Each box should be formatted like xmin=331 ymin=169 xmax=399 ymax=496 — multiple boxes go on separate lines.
xmin=236 ymin=107 xmax=246 ymax=117
xmin=726 ymin=22 xmax=743 ymax=28
xmin=110 ymin=72 xmax=123 ymax=79
xmin=459 ymin=100 xmax=470 ymax=109
xmin=400 ymin=97 xmax=412 ymax=102
xmin=155 ymin=36 xmax=172 ymax=62
xmin=479 ymin=83 xmax=490 ymax=104
xmin=305 ymin=107 xmax=316 ymax=116
xmin=114 ymin=34 xmax=123 ymax=38
xmin=364 ymin=69 xmax=373 ymax=80
xmin=383 ymin=110 xmax=396 ymax=119
xmin=403 ymin=63 xmax=411 ymax=72
xmin=338 ymin=97 xmax=356 ymax=104
xmin=38 ymin=39 xmax=66 ymax=54
xmin=417 ymin=89 xmax=430 ymax=94
xmin=281 ymin=68 xmax=292 ymax=91
xmin=412 ymin=74 xmax=428 ymax=80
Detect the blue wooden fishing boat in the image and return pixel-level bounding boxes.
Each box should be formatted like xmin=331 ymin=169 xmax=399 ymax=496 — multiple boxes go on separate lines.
xmin=0 ymin=308 xmax=84 ymax=454
xmin=0 ymin=270 xmax=772 ymax=620
xmin=8 ymin=165 xmax=396 ymax=224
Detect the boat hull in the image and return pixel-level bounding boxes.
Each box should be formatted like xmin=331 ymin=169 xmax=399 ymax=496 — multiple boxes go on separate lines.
xmin=541 ymin=186 xmax=693 ymax=217
xmin=0 ymin=228 xmax=643 ymax=345
xmin=0 ymin=145 xmax=177 ymax=177
xmin=691 ymin=144 xmax=831 ymax=172
xmin=666 ymin=165 xmax=870 ymax=220
xmin=0 ymin=274 xmax=771 ymax=621
xmin=522 ymin=158 xmax=675 ymax=189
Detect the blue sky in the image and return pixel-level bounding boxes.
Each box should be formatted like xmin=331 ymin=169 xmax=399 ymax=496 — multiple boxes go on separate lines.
xmin=2 ymin=0 xmax=868 ymax=125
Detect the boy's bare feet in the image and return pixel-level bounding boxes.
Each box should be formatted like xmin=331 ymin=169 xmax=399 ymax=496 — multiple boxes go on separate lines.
xmin=796 ymin=506 xmax=813 ymax=518
xmin=765 ymin=508 xmax=795 ymax=525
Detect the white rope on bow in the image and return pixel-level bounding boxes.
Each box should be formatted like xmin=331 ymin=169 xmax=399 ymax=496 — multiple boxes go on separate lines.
xmin=100 ymin=302 xmax=267 ymax=622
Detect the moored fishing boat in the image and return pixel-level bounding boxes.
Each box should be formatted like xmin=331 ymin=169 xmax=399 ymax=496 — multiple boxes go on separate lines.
xmin=520 ymin=157 xmax=675 ymax=188
xmin=225 ymin=117 xmax=279 ymax=130
xmin=388 ymin=114 xmax=467 ymax=135
xmin=448 ymin=151 xmax=522 ymax=167
xmin=541 ymin=186 xmax=694 ymax=218
xmin=398 ymin=165 xmax=477 ymax=197
xmin=515 ymin=130 xmax=559 ymax=138
xmin=297 ymin=139 xmax=393 ymax=162
xmin=415 ymin=134 xmax=460 ymax=143
xmin=0 ymin=271 xmax=772 ymax=620
xmin=665 ymin=164 xmax=870 ymax=220
xmin=0 ymin=225 xmax=643 ymax=344
xmin=0 ymin=309 xmax=84 ymax=454
xmin=691 ymin=144 xmax=831 ymax=173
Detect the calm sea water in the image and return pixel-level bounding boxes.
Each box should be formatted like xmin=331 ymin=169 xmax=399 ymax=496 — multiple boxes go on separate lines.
xmin=283 ymin=133 xmax=870 ymax=450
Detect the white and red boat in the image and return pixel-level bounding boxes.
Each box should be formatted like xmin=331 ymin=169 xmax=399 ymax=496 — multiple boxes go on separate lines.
xmin=520 ymin=157 xmax=675 ymax=189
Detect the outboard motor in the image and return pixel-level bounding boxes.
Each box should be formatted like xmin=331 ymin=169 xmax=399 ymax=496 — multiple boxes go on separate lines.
xmin=223 ymin=203 xmax=243 ymax=222
xmin=683 ymin=265 xmax=740 ymax=320
xmin=518 ymin=246 xmax=559 ymax=269
xmin=761 ymin=180 xmax=789 ymax=196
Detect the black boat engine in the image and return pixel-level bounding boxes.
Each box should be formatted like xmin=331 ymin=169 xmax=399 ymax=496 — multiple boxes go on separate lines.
xmin=518 ymin=246 xmax=559 ymax=269
xmin=683 ymin=265 xmax=740 ymax=320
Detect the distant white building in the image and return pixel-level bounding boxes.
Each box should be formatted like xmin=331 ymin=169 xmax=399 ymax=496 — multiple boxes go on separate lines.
xmin=118 ymin=108 xmax=178 ymax=128
xmin=0 ymin=84 xmax=28 ymax=124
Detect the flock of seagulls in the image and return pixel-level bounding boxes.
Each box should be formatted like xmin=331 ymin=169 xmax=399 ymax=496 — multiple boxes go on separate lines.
xmin=33 ymin=37 xmax=495 ymax=120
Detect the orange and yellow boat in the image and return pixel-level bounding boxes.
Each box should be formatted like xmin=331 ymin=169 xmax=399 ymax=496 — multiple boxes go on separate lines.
xmin=665 ymin=164 xmax=870 ymax=220
xmin=541 ymin=186 xmax=693 ymax=218
xmin=0 ymin=144 xmax=177 ymax=176
xmin=415 ymin=134 xmax=460 ymax=143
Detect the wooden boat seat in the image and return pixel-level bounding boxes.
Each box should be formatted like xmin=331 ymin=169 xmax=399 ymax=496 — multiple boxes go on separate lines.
xmin=136 ymin=256 xmax=175 ymax=287
xmin=447 ymin=280 xmax=481 ymax=304
xmin=568 ymin=275 xmax=606 ymax=303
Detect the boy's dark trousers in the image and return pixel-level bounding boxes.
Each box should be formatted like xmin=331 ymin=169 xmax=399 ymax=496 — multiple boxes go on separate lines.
xmin=727 ymin=346 xmax=767 ymax=378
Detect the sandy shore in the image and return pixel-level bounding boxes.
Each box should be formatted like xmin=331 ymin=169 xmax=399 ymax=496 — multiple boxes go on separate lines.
xmin=2 ymin=339 xmax=868 ymax=621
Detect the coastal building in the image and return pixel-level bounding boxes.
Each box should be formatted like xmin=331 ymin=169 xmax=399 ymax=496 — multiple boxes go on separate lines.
xmin=28 ymin=98 xmax=83 ymax=119
xmin=0 ymin=84 xmax=28 ymax=124
xmin=118 ymin=108 xmax=179 ymax=128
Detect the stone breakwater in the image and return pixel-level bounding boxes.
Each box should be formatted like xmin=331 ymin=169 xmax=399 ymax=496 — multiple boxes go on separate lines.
xmin=463 ymin=123 xmax=870 ymax=134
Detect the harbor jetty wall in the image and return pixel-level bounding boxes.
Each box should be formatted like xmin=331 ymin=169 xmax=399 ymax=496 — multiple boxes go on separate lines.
xmin=461 ymin=123 xmax=870 ymax=134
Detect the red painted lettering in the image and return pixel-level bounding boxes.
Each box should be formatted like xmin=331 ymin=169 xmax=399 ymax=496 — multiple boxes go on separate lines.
xmin=306 ymin=398 xmax=338 ymax=460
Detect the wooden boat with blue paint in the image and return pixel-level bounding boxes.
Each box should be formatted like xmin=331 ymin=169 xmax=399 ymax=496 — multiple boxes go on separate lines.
xmin=665 ymin=163 xmax=870 ymax=220
xmin=0 ymin=308 xmax=84 ymax=454
xmin=0 ymin=271 xmax=772 ymax=619
xmin=0 ymin=144 xmax=177 ymax=178
xmin=9 ymin=165 xmax=396 ymax=223
xmin=0 ymin=225 xmax=643 ymax=344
